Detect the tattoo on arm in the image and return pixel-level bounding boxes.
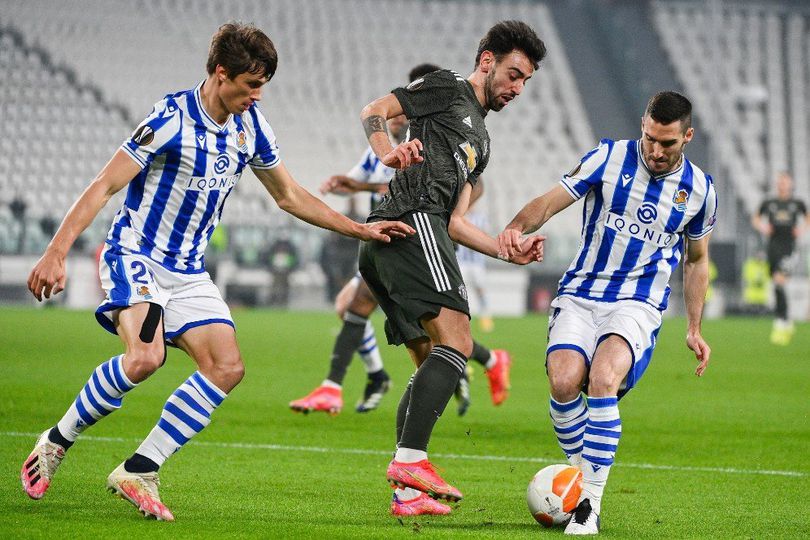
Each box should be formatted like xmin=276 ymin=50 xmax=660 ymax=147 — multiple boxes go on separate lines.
xmin=363 ymin=115 xmax=387 ymax=139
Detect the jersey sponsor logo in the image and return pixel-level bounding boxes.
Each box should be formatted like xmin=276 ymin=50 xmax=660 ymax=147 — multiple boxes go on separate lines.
xmin=132 ymin=124 xmax=155 ymax=146
xmin=462 ymin=116 xmax=472 ymax=128
xmin=605 ymin=211 xmax=675 ymax=247
xmin=636 ymin=202 xmax=658 ymax=225
xmin=214 ymin=154 xmax=230 ymax=174
xmin=185 ymin=173 xmax=239 ymax=192
xmin=458 ymin=141 xmax=478 ymax=171
xmin=673 ymin=189 xmax=689 ymax=212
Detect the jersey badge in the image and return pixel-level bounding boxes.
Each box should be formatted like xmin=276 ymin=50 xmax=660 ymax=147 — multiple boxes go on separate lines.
xmin=458 ymin=141 xmax=478 ymax=171
xmin=237 ymin=130 xmax=248 ymax=153
xmin=673 ymin=189 xmax=689 ymax=212
xmin=132 ymin=125 xmax=155 ymax=147
xmin=136 ymin=286 xmax=153 ymax=300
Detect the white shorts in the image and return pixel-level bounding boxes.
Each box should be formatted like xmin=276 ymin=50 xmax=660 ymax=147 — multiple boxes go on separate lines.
xmin=95 ymin=245 xmax=233 ymax=342
xmin=546 ymin=294 xmax=662 ymax=398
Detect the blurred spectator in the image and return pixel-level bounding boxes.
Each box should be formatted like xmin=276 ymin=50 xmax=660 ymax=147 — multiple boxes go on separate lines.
xmin=319 ymin=199 xmax=361 ymax=301
xmin=264 ymin=232 xmax=299 ymax=307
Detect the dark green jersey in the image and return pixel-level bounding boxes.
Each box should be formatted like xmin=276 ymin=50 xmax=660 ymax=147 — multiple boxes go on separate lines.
xmin=369 ymin=69 xmax=491 ymax=221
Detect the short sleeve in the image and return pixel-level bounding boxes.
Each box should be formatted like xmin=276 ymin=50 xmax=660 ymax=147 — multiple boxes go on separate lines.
xmin=686 ymin=175 xmax=718 ymax=240
xmin=559 ymin=139 xmax=612 ymax=200
xmin=346 ymin=147 xmax=376 ymax=182
xmin=247 ymin=105 xmax=281 ymax=169
xmin=798 ymin=200 xmax=807 ymax=216
xmin=757 ymin=199 xmax=769 ymax=217
xmin=391 ymin=70 xmax=460 ymax=119
xmin=121 ymin=97 xmax=182 ymax=169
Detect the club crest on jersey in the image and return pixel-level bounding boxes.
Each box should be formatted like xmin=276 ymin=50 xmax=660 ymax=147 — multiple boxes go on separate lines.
xmin=458 ymin=284 xmax=468 ymax=301
xmin=237 ymin=130 xmax=248 ymax=153
xmin=673 ymin=189 xmax=689 ymax=212
xmin=458 ymin=141 xmax=478 ymax=171
xmin=136 ymin=286 xmax=153 ymax=300
xmin=132 ymin=124 xmax=155 ymax=146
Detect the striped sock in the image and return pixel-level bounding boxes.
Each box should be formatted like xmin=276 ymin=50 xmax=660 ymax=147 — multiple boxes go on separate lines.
xmin=358 ymin=320 xmax=384 ymax=374
xmin=581 ymin=396 xmax=621 ymax=514
xmin=134 ymin=371 xmax=226 ymax=467
xmin=55 ymin=355 xmax=136 ymax=443
xmin=549 ymin=394 xmax=587 ymax=465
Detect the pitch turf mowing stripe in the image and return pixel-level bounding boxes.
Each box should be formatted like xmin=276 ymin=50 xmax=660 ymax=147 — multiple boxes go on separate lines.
xmin=3 ymin=431 xmax=805 ymax=478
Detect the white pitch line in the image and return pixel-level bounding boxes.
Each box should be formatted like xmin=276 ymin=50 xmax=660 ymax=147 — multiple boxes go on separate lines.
xmin=3 ymin=431 xmax=805 ymax=478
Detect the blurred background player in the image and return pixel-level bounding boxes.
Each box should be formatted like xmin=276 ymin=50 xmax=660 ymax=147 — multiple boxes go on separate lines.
xmin=289 ymin=64 xmax=512 ymax=420
xmin=751 ymin=171 xmax=808 ymax=345
xmin=20 ymin=22 xmax=413 ymax=522
xmin=457 ymin=196 xmax=495 ymax=333
xmin=499 ymin=91 xmax=716 ymax=535
xmin=359 ymin=21 xmax=546 ymax=516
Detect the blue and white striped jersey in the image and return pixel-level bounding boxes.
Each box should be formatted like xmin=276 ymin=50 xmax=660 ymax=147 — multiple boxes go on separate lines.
xmin=558 ymin=138 xmax=717 ymax=311
xmin=346 ymin=146 xmax=395 ymax=211
xmin=111 ymin=80 xmax=280 ymax=273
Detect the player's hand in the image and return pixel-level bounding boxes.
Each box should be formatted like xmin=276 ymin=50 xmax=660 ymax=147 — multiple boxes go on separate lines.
xmin=359 ymin=220 xmax=415 ymax=242
xmin=762 ymin=223 xmax=773 ymax=237
xmin=319 ymin=176 xmax=354 ymax=195
xmin=27 ymin=250 xmax=67 ymax=301
xmin=382 ymin=139 xmax=424 ymax=170
xmin=507 ymin=235 xmax=546 ymax=265
xmin=497 ymin=227 xmax=524 ymax=260
xmin=686 ymin=331 xmax=711 ymax=376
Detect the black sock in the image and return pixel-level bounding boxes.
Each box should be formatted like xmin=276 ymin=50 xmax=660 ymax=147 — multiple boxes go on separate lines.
xmin=469 ymin=340 xmax=491 ymax=367
xmin=399 ymin=345 xmax=467 ymax=451
xmin=396 ymin=374 xmax=415 ymax=445
xmin=369 ymin=368 xmax=389 ymax=383
xmin=124 ymin=453 xmax=159 ymax=474
xmin=775 ymin=285 xmax=788 ymax=320
xmin=326 ymin=311 xmax=368 ymax=385
xmin=48 ymin=426 xmax=73 ymax=450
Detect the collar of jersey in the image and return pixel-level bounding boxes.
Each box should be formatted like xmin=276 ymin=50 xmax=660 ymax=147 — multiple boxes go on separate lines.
xmin=463 ymin=80 xmax=488 ymax=118
xmin=637 ymin=138 xmax=685 ymax=180
xmin=194 ymin=80 xmax=233 ymax=133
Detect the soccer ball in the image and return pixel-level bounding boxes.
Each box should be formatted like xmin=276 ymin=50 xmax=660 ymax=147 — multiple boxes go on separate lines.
xmin=526 ymin=464 xmax=582 ymax=527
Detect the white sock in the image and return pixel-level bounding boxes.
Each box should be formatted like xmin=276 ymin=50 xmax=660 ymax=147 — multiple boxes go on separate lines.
xmin=135 ymin=371 xmax=226 ymax=467
xmin=484 ymin=351 xmax=496 ymax=370
xmin=56 ymin=355 xmax=136 ymax=441
xmin=581 ymin=396 xmax=621 ymax=515
xmin=321 ymin=379 xmax=342 ymax=390
xmin=549 ymin=394 xmax=587 ymax=466
xmin=394 ymin=447 xmax=427 ymax=463
xmin=358 ymin=321 xmax=384 ymax=374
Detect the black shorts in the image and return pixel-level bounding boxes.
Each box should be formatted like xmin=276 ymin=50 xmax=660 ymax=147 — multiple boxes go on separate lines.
xmin=359 ymin=211 xmax=470 ymax=346
xmin=767 ymin=243 xmax=797 ymax=276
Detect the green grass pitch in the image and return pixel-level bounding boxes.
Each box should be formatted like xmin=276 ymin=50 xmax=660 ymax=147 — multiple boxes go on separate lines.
xmin=0 ymin=307 xmax=808 ymax=538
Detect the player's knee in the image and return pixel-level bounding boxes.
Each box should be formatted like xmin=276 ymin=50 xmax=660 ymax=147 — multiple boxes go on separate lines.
xmin=587 ymin=371 xmax=620 ymax=397
xmin=214 ymin=352 xmax=245 ymax=387
xmin=454 ymin=334 xmax=474 ymax=359
xmin=124 ymin=346 xmax=165 ymax=382
xmin=547 ymin=369 xmax=583 ymax=401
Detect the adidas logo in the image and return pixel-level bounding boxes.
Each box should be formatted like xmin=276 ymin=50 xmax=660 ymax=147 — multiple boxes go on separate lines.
xmin=462 ymin=116 xmax=472 ymax=128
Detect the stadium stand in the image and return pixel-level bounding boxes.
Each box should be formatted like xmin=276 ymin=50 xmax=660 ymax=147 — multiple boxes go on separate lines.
xmin=653 ymin=1 xmax=810 ymax=215
xmin=0 ymin=0 xmax=594 ymax=265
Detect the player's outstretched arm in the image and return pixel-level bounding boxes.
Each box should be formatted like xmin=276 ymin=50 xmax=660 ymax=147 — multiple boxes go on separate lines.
xmin=253 ymin=163 xmax=414 ymax=242
xmin=448 ymin=183 xmax=543 ymax=265
xmin=320 ymin=175 xmax=388 ymax=196
xmin=28 ymin=150 xmax=141 ymax=301
xmin=683 ymin=234 xmax=712 ymax=376
xmin=360 ymin=94 xmax=423 ymax=170
xmin=498 ymin=185 xmax=575 ymax=260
